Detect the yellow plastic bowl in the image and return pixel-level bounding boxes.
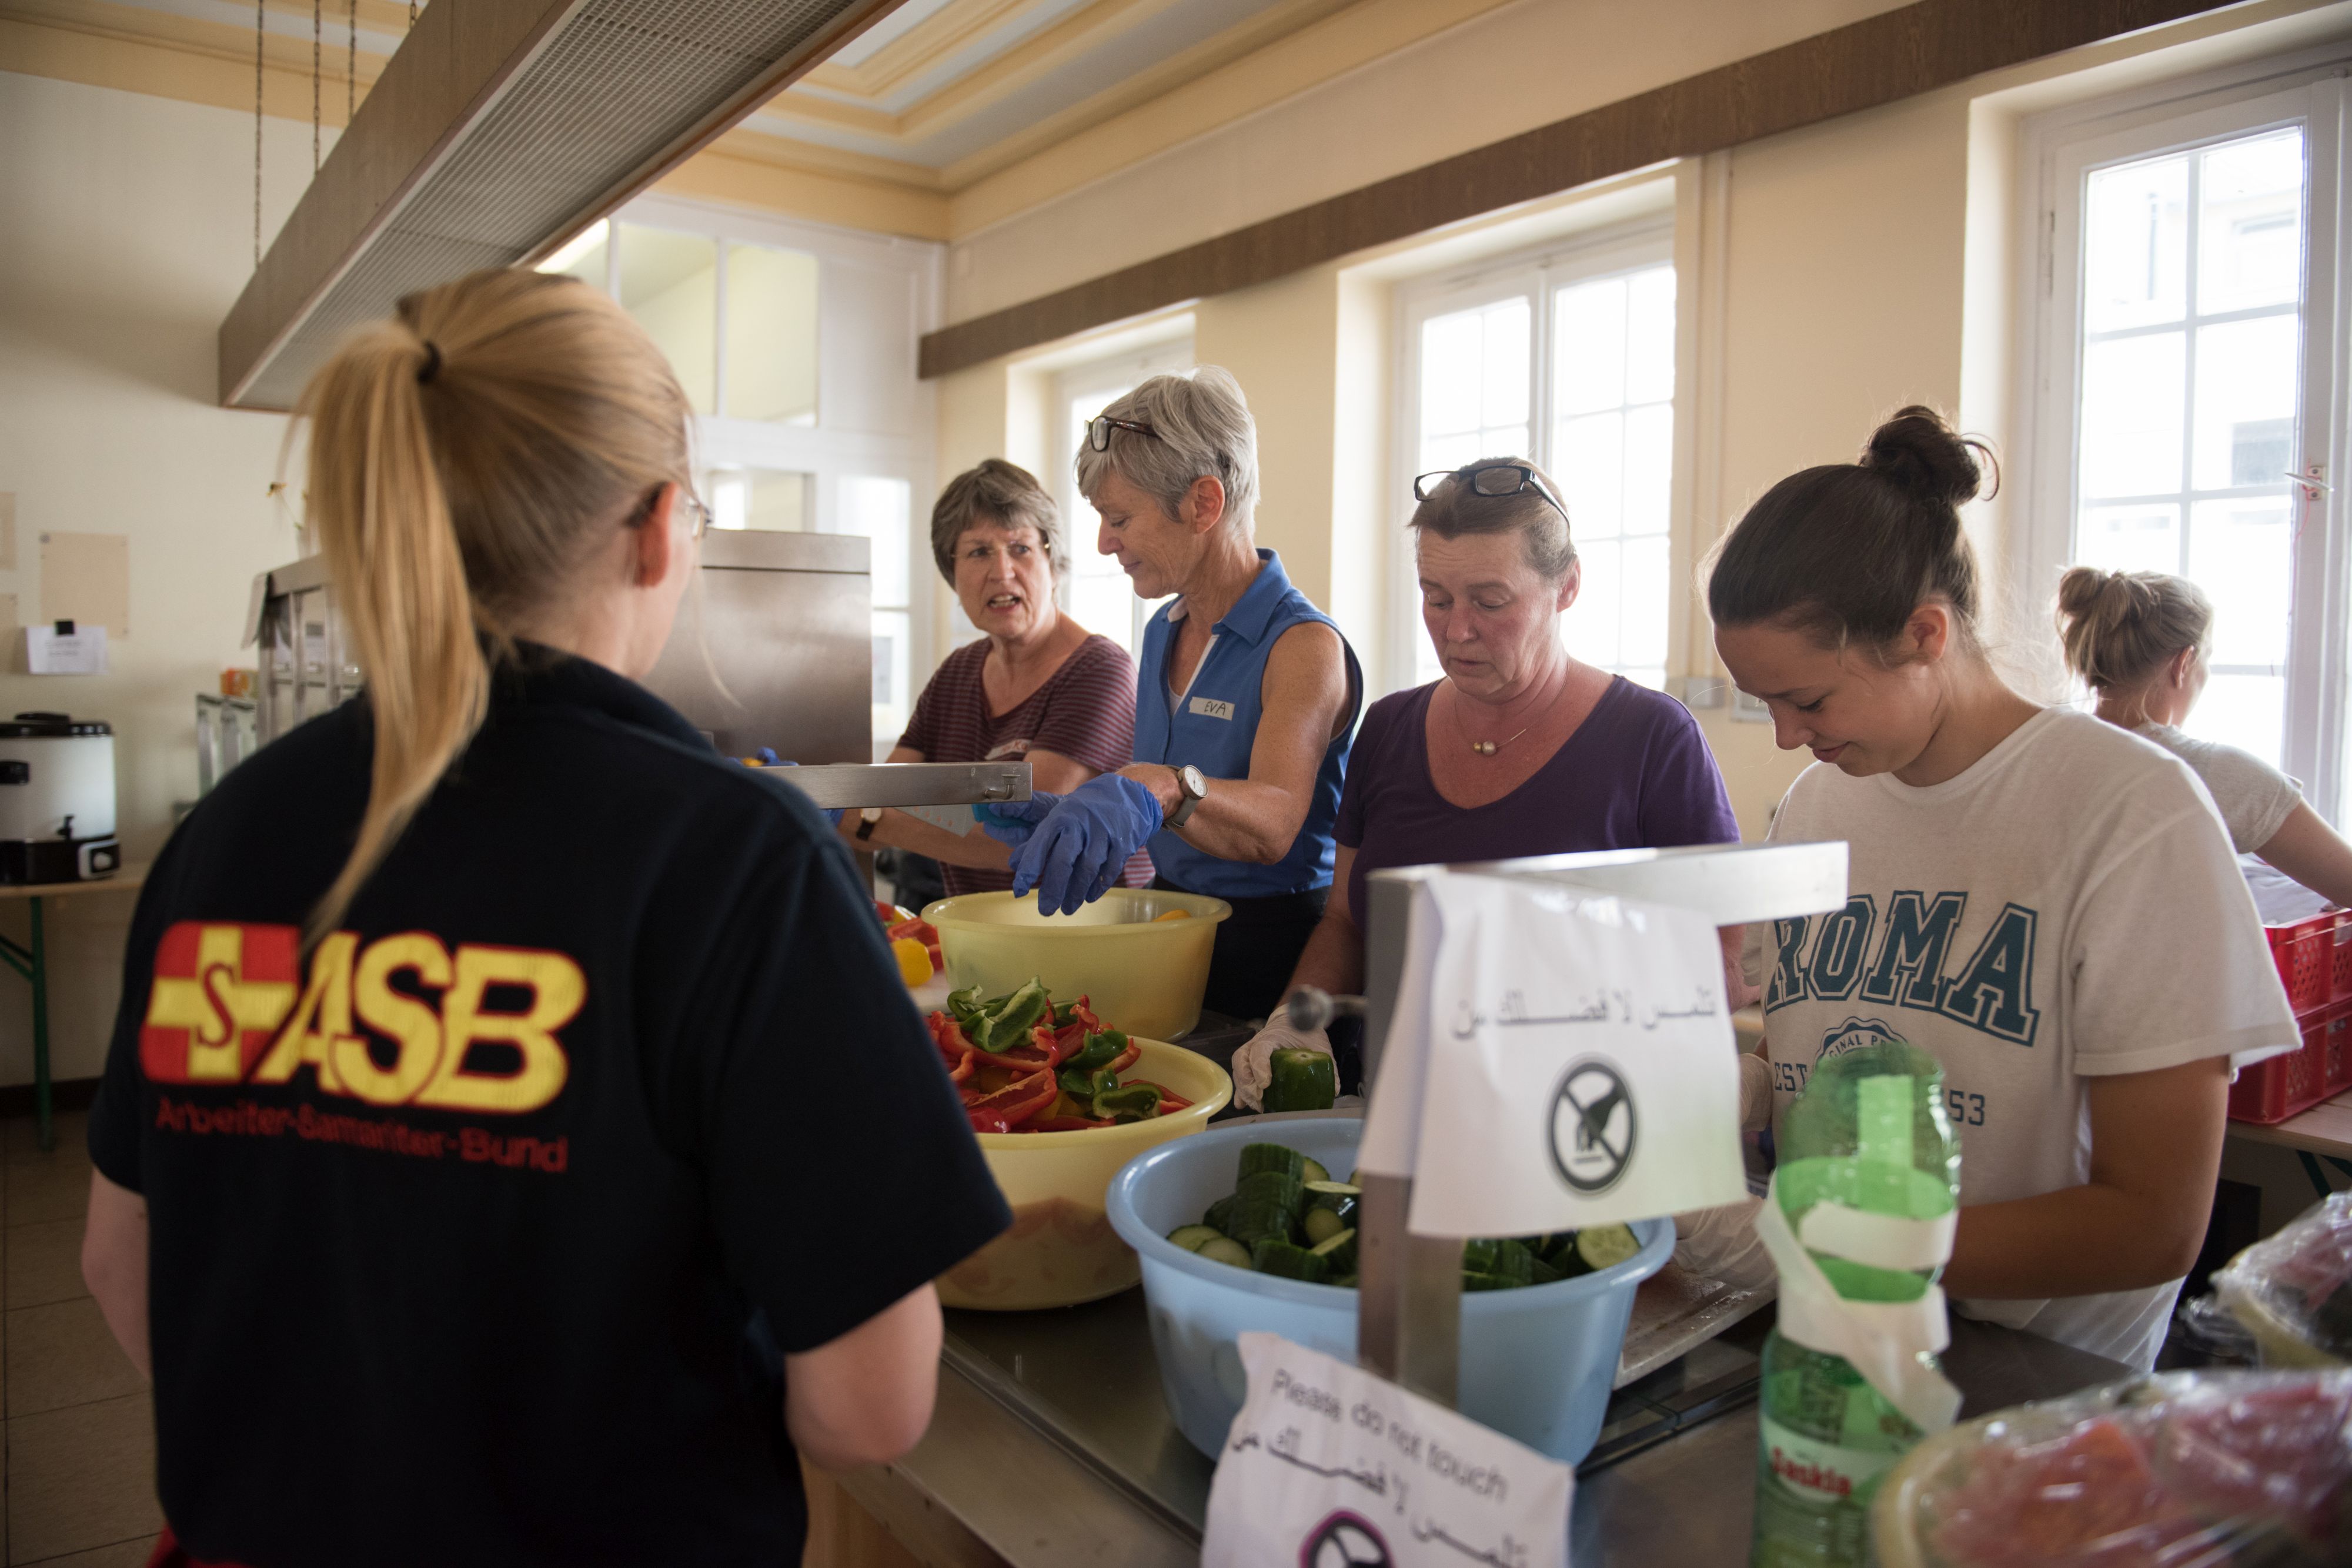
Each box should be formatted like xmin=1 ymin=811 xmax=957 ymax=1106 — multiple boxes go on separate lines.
xmin=938 ymin=1038 xmax=1232 ymax=1312
xmin=923 ymin=888 xmax=1232 ymax=1041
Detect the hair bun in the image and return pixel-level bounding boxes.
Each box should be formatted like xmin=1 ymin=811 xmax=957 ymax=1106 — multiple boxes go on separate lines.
xmin=1860 ymin=406 xmax=1989 ymax=510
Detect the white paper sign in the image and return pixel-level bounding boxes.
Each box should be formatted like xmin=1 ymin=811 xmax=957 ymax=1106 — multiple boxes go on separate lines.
xmin=1202 ymin=1332 xmax=1574 ymax=1568
xmin=1365 ymin=872 xmax=1748 ymax=1236
xmin=25 ymin=623 xmax=105 ymax=674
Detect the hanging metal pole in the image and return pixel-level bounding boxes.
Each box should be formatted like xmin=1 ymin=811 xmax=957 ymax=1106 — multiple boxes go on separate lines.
xmin=253 ymin=0 xmax=264 ymax=266
xmin=312 ymin=0 xmax=322 ymax=172
xmin=347 ymin=0 xmax=356 ymax=125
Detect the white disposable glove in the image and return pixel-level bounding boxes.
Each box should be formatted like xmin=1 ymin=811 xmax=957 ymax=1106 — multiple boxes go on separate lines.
xmin=1739 ymin=1051 xmax=1773 ymax=1131
xmin=1231 ymin=1018 xmax=1332 ymax=1112
xmin=1672 ymin=1196 xmax=1776 ymax=1291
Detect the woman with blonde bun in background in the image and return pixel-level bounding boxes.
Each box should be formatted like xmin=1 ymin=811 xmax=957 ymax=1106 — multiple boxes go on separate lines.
xmin=2056 ymin=566 xmax=2352 ymax=912
xmin=75 ymin=269 xmax=1007 ymax=1567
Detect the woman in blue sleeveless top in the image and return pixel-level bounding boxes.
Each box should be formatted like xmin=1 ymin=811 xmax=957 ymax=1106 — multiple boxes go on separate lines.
xmin=981 ymin=368 xmax=1360 ymax=1021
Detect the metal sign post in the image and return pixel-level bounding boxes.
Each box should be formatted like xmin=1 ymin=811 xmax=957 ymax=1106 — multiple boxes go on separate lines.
xmin=1352 ymin=841 xmax=1848 ymax=1405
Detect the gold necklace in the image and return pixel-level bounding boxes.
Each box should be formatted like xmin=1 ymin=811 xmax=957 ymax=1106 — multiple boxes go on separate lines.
xmin=1448 ymin=685 xmax=1532 ymax=757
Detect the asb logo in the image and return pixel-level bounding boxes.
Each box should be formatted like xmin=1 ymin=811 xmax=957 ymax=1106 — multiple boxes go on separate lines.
xmin=141 ymin=921 xmax=585 ymax=1115
xmin=1548 ymin=1056 xmax=1635 ymax=1195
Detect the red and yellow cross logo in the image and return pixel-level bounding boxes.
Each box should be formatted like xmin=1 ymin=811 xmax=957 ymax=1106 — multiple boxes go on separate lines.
xmin=140 ymin=922 xmax=300 ymax=1084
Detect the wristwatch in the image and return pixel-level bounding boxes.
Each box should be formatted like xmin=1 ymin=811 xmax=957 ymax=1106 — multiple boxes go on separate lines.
xmin=1167 ymin=764 xmax=1210 ymax=830
xmin=853 ymin=806 xmax=883 ymax=842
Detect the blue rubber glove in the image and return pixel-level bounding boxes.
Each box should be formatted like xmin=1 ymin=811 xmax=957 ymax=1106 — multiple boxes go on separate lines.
xmin=1008 ymin=775 xmax=1165 ymax=917
xmin=974 ymin=794 xmax=1059 ymax=850
xmin=753 ymin=750 xmax=844 ymax=828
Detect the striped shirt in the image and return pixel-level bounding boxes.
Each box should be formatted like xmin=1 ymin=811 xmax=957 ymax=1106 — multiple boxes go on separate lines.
xmin=899 ymin=633 xmax=1154 ymax=897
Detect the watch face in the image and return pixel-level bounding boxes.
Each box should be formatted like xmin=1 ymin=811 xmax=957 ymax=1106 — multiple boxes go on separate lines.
xmin=1181 ymin=765 xmax=1207 ymax=799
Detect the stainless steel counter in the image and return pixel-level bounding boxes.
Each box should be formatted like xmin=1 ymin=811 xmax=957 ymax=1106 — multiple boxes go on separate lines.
xmin=845 ymin=1295 xmax=2129 ymax=1566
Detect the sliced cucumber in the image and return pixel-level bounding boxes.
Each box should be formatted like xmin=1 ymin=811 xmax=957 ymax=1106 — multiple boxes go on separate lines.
xmin=1303 ymin=1180 xmax=1361 ymax=1197
xmin=1461 ymin=1271 xmax=1517 ymax=1292
xmin=1197 ymin=1237 xmax=1254 ymax=1270
xmin=1250 ymin=1239 xmax=1331 ymax=1283
xmin=1202 ymin=1195 xmax=1238 ymax=1236
xmin=1167 ymin=1225 xmax=1223 ymax=1253
xmin=1238 ymin=1144 xmax=1307 ymax=1182
xmin=1302 ymin=1206 xmax=1347 ymax=1246
xmin=1527 ymin=1253 xmax=1564 ymax=1286
xmin=1333 ymin=1273 xmax=1359 ymax=1289
xmin=1227 ymin=1171 xmax=1304 ymax=1246
xmin=1576 ymin=1223 xmax=1641 ymax=1273
xmin=1308 ymin=1226 xmax=1358 ymax=1276
xmin=1304 ymin=1183 xmax=1360 ymax=1228
xmin=1300 ymin=1156 xmax=1331 ymax=1186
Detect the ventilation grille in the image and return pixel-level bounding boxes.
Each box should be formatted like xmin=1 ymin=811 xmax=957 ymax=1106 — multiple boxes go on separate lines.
xmin=240 ymin=0 xmax=863 ymax=409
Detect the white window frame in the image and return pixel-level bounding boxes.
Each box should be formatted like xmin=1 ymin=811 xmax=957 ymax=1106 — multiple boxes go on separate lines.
xmin=582 ymin=195 xmax=943 ymax=753
xmin=1040 ymin=339 xmax=1195 ymax=654
xmin=2020 ymin=51 xmax=2351 ymax=818
xmin=1389 ymin=223 xmax=1676 ymax=697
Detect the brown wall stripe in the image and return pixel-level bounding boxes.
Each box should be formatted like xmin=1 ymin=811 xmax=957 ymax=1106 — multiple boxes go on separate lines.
xmin=917 ymin=0 xmax=2243 ymax=380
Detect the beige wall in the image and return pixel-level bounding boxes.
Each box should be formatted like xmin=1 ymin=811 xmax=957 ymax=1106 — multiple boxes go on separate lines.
xmin=0 ymin=71 xmax=323 ymax=1084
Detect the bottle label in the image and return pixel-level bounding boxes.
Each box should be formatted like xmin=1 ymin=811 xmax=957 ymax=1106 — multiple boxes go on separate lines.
xmin=1758 ymin=1415 xmax=1898 ymax=1505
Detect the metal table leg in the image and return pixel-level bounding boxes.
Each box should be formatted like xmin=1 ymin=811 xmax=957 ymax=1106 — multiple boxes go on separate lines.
xmin=29 ymin=896 xmax=47 ymax=1152
xmin=0 ymin=898 xmax=47 ymax=1151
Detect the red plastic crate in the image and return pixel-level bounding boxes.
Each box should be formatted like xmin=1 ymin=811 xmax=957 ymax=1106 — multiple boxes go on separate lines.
xmin=2328 ymin=1014 xmax=2352 ymax=1098
xmin=2333 ymin=912 xmax=2352 ymax=1002
xmin=2267 ymin=914 xmax=2336 ymax=1015
xmin=2230 ymin=1011 xmax=2335 ymax=1124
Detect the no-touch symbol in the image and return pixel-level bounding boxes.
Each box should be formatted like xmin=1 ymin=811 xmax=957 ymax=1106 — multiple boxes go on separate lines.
xmin=1301 ymin=1510 xmax=1391 ymax=1568
xmin=1549 ymin=1056 xmax=1636 ymax=1195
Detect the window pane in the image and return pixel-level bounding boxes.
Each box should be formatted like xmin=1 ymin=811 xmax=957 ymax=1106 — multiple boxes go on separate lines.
xmin=1564 ymin=539 xmax=1621 ymax=667
xmin=1071 ymin=573 xmax=1134 ymax=656
xmin=540 ymin=220 xmax=608 ymax=290
xmin=1421 ymin=298 xmax=1532 ymax=467
xmin=1618 ymin=534 xmax=1671 ymax=669
xmin=2079 ymin=332 xmax=2185 ymax=499
xmin=1555 ymin=412 xmax=1624 ymax=539
xmin=2190 ymin=314 xmax=2298 ymax=492
xmin=707 ymin=467 xmax=810 ymax=533
xmin=1422 ymin=313 xmax=1482 ymax=434
xmin=872 ymin=609 xmax=911 ymax=744
xmin=2084 ymin=155 xmax=2187 ymax=332
xmin=1622 ymin=403 xmax=1673 ymax=536
xmin=2198 ymin=129 xmax=2304 ymax=316
xmin=2076 ymin=503 xmax=2181 ymax=575
xmin=618 ymin=225 xmax=717 ymax=416
xmin=838 ymin=475 xmax=911 ymax=609
xmin=1482 ymin=300 xmax=1531 ymax=429
xmin=2188 ymin=497 xmax=2292 ymax=667
xmin=1555 ymin=276 xmax=1628 ymax=416
xmin=723 ymin=242 xmax=818 ymax=424
xmin=2186 ymin=671 xmax=2284 ymax=767
xmin=1625 ymin=267 xmax=1676 ymax=406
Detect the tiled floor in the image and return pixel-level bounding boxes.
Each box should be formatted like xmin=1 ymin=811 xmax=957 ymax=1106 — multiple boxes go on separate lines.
xmin=0 ymin=1111 xmax=161 ymax=1566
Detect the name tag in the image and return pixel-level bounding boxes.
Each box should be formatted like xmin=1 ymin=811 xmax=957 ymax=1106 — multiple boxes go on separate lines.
xmin=1190 ymin=697 xmax=1236 ymax=721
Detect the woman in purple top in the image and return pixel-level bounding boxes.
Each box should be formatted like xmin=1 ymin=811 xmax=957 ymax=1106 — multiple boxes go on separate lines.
xmin=1230 ymin=456 xmax=1744 ymax=1108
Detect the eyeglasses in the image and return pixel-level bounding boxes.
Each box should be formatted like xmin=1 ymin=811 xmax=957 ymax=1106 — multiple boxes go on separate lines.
xmin=671 ymin=490 xmax=712 ymax=540
xmin=1413 ymin=462 xmax=1571 ymax=523
xmin=1087 ymin=414 xmax=1160 ymax=452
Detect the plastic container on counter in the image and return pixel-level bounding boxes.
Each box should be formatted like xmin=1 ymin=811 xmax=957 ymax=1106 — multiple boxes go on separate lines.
xmin=2211 ymin=1191 xmax=2352 ymax=1370
xmin=924 ymin=888 xmax=1231 ymax=1041
xmin=1103 ymin=1117 xmax=1672 ymax=1465
xmin=1870 ymin=1369 xmax=2352 ymax=1567
xmin=2228 ymin=999 xmax=2352 ymax=1125
xmin=937 ymin=1038 xmax=1232 ymax=1312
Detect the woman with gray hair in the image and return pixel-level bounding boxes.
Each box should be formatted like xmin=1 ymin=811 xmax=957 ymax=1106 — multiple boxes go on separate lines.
xmin=851 ymin=458 xmax=1151 ymax=897
xmin=981 ymin=368 xmax=1361 ymax=1022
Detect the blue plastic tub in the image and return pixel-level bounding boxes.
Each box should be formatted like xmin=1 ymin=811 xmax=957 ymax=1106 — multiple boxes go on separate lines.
xmin=1105 ymin=1117 xmax=1672 ymax=1465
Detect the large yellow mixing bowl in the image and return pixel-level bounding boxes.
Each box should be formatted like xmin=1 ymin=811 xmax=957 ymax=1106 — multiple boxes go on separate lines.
xmin=938 ymin=1038 xmax=1232 ymax=1311
xmin=923 ymin=888 xmax=1232 ymax=1040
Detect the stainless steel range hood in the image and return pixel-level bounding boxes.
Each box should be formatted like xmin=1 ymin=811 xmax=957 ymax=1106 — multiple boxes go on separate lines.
xmin=218 ymin=0 xmax=902 ymax=411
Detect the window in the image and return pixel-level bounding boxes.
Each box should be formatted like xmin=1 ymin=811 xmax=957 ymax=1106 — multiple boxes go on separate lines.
xmin=545 ymin=199 xmax=941 ymax=754
xmin=2028 ymin=62 xmax=2349 ymax=813
xmin=1027 ymin=340 xmax=1194 ymax=658
xmin=1398 ymin=233 xmax=1676 ymax=692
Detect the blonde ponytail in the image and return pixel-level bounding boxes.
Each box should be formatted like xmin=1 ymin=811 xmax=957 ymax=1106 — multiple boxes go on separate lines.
xmin=296 ymin=270 xmax=691 ymax=942
xmin=2053 ymin=566 xmax=2212 ymax=692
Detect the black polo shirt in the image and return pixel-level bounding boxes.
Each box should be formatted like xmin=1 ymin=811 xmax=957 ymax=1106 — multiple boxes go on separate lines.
xmin=89 ymin=648 xmax=1009 ymax=1567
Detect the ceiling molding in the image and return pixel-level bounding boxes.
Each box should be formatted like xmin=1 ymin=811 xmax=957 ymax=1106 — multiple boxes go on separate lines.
xmin=917 ymin=0 xmax=2251 ymax=378
xmin=798 ymin=0 xmax=1038 ymax=99
xmin=0 ymin=1 xmax=387 ymax=123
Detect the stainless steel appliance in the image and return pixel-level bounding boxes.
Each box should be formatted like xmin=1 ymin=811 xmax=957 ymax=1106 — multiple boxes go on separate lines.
xmin=0 ymin=713 xmax=122 ymax=883
xmin=247 ymin=554 xmax=356 ymax=744
xmin=641 ymin=530 xmax=872 ymax=764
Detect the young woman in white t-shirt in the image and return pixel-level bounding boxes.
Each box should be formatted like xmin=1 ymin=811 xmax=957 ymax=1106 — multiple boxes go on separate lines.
xmin=2055 ymin=566 xmax=2352 ymax=911
xmin=1708 ymin=407 xmax=2297 ymax=1370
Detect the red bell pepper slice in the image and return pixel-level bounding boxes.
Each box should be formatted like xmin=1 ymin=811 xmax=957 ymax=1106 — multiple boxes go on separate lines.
xmin=968 ymin=1022 xmax=1075 ymax=1074
xmin=963 ymin=1066 xmax=1056 ymax=1132
xmin=946 ymin=1049 xmax=974 ymax=1085
xmin=1105 ymin=1043 xmax=1141 ymax=1075
xmin=968 ymin=1110 xmax=1013 ymax=1135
